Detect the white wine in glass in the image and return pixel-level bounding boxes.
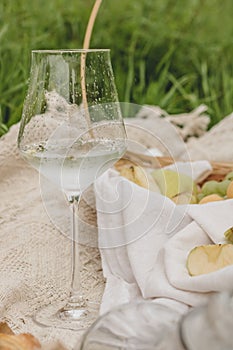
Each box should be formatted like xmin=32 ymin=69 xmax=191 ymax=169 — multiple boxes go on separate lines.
xmin=18 ymin=49 xmax=127 ymax=330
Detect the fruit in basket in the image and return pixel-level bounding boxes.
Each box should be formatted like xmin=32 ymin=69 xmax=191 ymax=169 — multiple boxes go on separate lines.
xmin=187 ymin=244 xmax=233 ymax=276
xmin=224 ymin=227 xmax=233 ymax=243
xmin=199 ymin=194 xmax=223 ymax=204
xmin=226 ymin=181 xmax=233 ymax=198
xmin=197 ymin=193 xmax=205 ymax=202
xmin=201 ymin=180 xmax=219 ymax=196
xmin=120 ymin=165 xmax=161 ymax=193
xmin=151 ymin=169 xmax=197 ymax=201
xmin=172 ymin=192 xmax=197 ymax=205
xmin=225 ymin=171 xmax=233 ymax=181
xmin=198 ymin=179 xmax=232 ymax=203
xmin=217 ymin=180 xmax=231 ymax=196
xmin=200 ymin=180 xmax=230 ymax=197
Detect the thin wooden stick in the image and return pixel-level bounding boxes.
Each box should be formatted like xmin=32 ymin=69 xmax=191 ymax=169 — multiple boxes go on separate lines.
xmin=81 ymin=0 xmax=102 ymax=134
xmin=83 ymin=0 xmax=102 ymax=50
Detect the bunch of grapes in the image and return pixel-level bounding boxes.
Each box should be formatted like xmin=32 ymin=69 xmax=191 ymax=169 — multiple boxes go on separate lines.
xmin=198 ymin=171 xmax=233 ymax=204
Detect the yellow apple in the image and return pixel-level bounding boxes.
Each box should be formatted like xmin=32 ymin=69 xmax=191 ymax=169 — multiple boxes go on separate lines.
xmin=151 ymin=169 xmax=197 ymax=200
xmin=120 ymin=165 xmax=161 ymax=193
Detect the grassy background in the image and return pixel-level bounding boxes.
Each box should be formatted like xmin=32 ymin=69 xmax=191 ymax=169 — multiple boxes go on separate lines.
xmin=1 ymin=0 xmax=233 ymax=136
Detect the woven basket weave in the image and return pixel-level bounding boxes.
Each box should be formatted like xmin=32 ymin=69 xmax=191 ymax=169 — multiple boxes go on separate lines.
xmin=116 ymin=151 xmax=233 ymax=185
xmin=79 ymin=152 xmax=233 ymax=232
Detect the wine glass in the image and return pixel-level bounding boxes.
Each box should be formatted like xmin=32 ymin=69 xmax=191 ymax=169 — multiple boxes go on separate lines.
xmin=17 ymin=49 xmax=127 ymax=330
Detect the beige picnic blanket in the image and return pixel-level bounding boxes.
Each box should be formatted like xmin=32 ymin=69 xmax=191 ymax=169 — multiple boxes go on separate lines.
xmin=1 ymin=110 xmax=233 ymax=348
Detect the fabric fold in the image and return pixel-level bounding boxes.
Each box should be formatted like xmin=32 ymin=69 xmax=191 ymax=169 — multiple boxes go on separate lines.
xmin=95 ymin=161 xmax=233 ymax=314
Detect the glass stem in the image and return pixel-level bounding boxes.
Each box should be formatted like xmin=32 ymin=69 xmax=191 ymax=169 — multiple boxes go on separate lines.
xmin=66 ymin=194 xmax=86 ymax=308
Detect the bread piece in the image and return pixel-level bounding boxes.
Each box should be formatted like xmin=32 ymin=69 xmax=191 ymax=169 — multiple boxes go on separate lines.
xmin=0 ymin=333 xmax=41 ymax=349
xmin=41 ymin=342 xmax=67 ymax=350
xmin=0 ymin=322 xmax=14 ymax=335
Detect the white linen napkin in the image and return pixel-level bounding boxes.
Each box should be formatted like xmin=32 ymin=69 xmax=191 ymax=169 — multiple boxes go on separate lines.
xmin=95 ymin=161 xmax=233 ymax=315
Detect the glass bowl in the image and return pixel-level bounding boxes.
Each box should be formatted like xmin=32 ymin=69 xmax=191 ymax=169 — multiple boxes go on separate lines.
xmin=77 ymin=300 xmax=182 ymax=350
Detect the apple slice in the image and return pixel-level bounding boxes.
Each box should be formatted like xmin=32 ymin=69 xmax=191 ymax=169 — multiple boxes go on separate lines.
xmin=151 ymin=169 xmax=197 ymax=200
xmin=187 ymin=244 xmax=233 ymax=276
xmin=120 ymin=165 xmax=161 ymax=193
xmin=224 ymin=227 xmax=233 ymax=243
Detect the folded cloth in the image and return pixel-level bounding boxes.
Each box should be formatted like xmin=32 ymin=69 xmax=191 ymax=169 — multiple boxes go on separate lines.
xmin=95 ymin=161 xmax=233 ymax=315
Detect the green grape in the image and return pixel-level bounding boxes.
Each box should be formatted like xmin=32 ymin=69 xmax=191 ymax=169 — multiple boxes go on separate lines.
xmin=201 ymin=180 xmax=219 ymax=196
xmin=217 ymin=180 xmax=231 ymax=197
xmin=197 ymin=193 xmax=205 ymax=202
xmin=225 ymin=171 xmax=233 ymax=181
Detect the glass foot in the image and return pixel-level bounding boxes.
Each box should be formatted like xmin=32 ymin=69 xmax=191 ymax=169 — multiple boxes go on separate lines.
xmin=33 ymin=300 xmax=99 ymax=331
xmin=59 ymin=308 xmax=88 ymax=320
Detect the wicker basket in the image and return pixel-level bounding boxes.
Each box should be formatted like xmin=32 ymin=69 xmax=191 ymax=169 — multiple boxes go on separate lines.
xmin=116 ymin=151 xmax=233 ymax=186
xmin=79 ymin=151 xmax=233 ymax=233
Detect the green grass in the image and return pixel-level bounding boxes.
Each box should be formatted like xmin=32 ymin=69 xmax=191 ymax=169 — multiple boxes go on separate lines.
xmin=1 ymin=0 xmax=233 ymax=135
